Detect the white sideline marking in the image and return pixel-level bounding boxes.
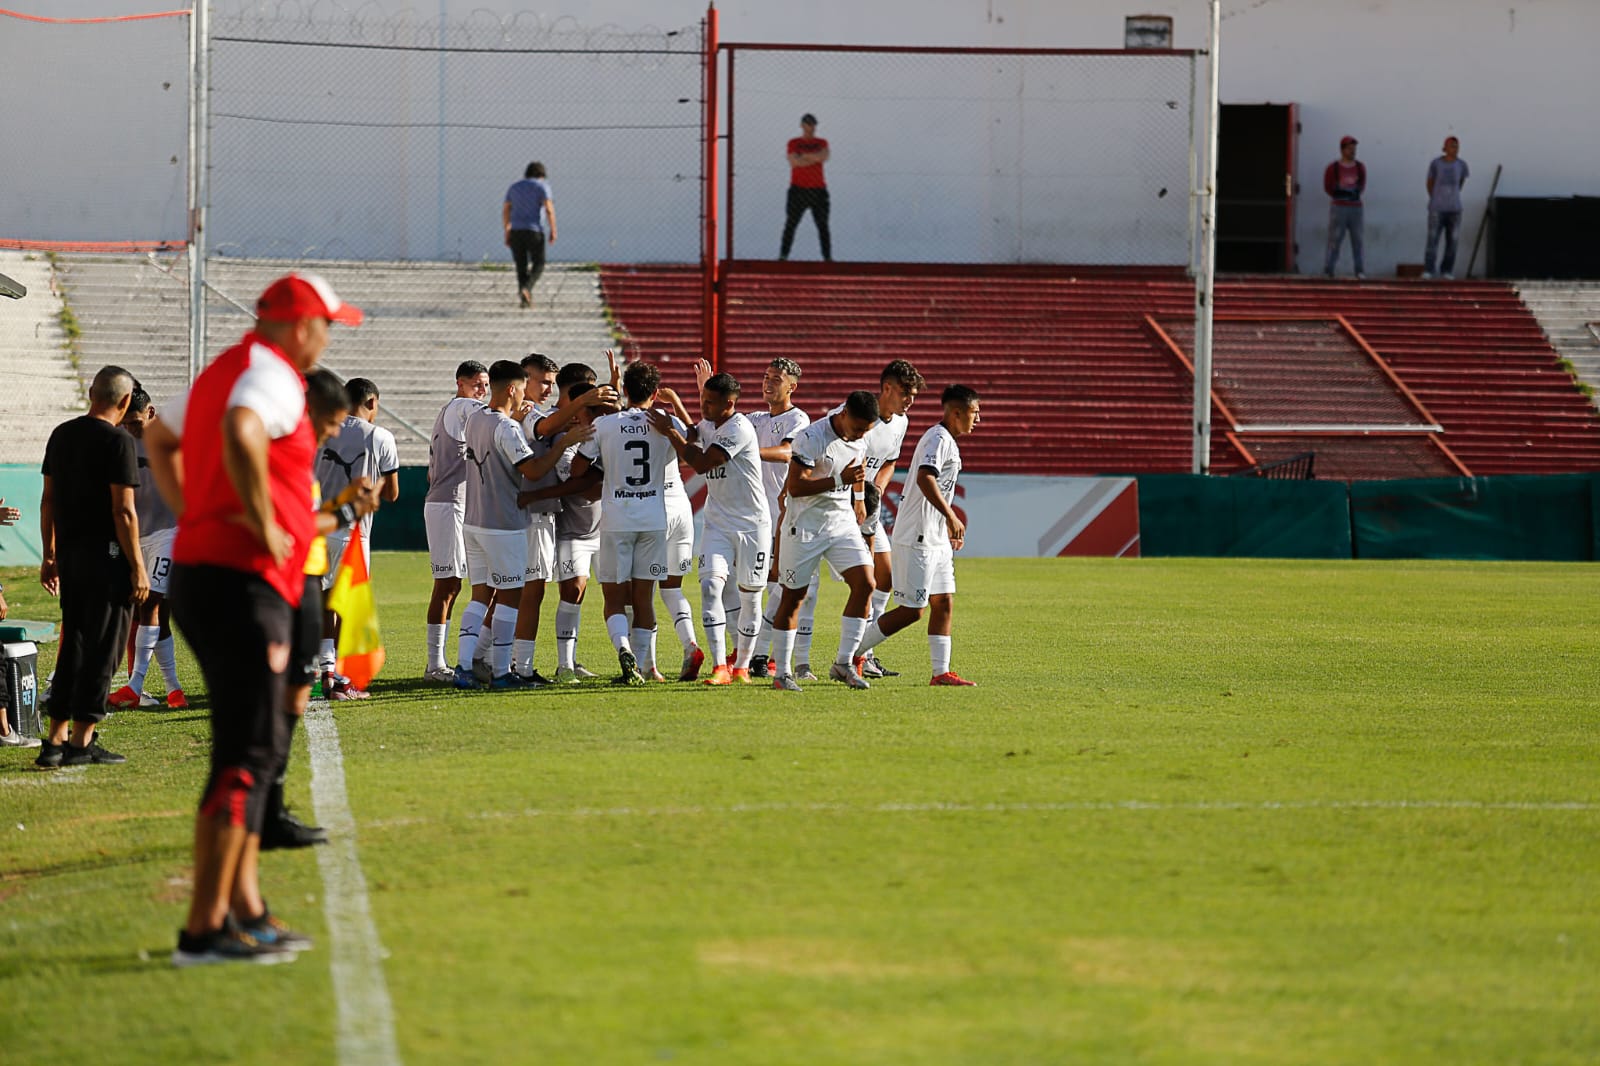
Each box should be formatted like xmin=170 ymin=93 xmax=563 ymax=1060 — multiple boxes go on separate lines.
xmin=364 ymin=797 xmax=1599 ymax=830
xmin=305 ymin=703 xmax=402 ymax=1066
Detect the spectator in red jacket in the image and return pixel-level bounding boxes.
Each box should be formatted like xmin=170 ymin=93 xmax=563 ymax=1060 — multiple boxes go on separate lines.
xmin=1323 ymin=136 xmax=1367 ymax=278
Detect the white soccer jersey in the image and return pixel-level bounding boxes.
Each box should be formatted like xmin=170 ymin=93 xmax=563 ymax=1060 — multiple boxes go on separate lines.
xmin=425 ymin=395 xmax=485 ymax=505
xmin=578 ymin=407 xmax=677 ymax=532
xmin=696 ymin=413 xmax=768 ymax=533
xmin=859 ymin=412 xmax=909 ymax=483
xmin=464 ymin=406 xmax=536 ymax=532
xmin=892 ymin=423 xmax=963 ymax=550
xmin=519 ymin=403 xmax=563 ymax=517
xmin=316 ymin=415 xmax=400 ymax=541
xmin=749 ymin=405 xmax=809 ymax=523
xmin=786 ymin=414 xmax=866 ymax=534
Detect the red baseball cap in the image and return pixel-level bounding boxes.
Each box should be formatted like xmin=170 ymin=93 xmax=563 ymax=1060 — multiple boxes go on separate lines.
xmin=256 ymin=272 xmax=363 ymax=327
xmin=1340 ymin=135 xmax=1358 ymax=147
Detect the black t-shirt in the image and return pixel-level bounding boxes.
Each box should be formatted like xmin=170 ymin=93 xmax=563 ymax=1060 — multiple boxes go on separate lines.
xmin=40 ymin=416 xmax=139 ymax=549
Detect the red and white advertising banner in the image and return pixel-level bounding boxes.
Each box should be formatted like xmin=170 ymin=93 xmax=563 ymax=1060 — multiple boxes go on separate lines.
xmin=684 ymin=473 xmax=1139 ymax=558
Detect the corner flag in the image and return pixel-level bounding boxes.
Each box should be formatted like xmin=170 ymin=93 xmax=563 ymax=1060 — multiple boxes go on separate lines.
xmin=325 ymin=524 xmax=385 ymax=689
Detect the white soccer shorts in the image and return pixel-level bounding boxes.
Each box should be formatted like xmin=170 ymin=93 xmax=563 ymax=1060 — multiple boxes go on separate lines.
xmin=666 ymin=506 xmax=694 ymax=577
xmin=778 ymin=523 xmax=872 ymax=590
xmin=320 ymin=529 xmax=351 ymax=592
xmin=596 ymin=528 xmax=668 ymax=584
xmin=698 ymin=521 xmax=772 ymax=591
xmin=523 ymin=513 xmax=557 ymax=582
xmin=869 ymin=528 xmax=890 ymax=554
xmin=424 ymin=499 xmax=467 ymax=580
xmin=557 ymin=534 xmax=599 ymax=583
xmin=890 ymin=546 xmax=956 ymax=609
xmin=466 ymin=526 xmax=528 ymax=590
xmin=140 ymin=528 xmax=176 ymax=597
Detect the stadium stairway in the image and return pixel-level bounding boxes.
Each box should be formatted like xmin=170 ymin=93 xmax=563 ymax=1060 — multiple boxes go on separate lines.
xmin=0 ymin=252 xmax=83 ymax=467
xmin=1515 ymin=282 xmax=1600 ymax=398
xmin=53 ymin=256 xmax=616 ymax=465
xmin=599 ymin=262 xmax=1600 ymax=479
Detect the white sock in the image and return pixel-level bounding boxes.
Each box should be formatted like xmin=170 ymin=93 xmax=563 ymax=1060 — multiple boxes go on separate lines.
xmin=929 ymin=634 xmax=952 ymax=677
xmin=491 ymin=604 xmax=517 ymax=678
xmin=701 ymin=575 xmax=728 ymax=667
xmin=795 ymin=578 xmax=820 ymax=664
xmin=633 ymin=627 xmax=658 ymax=674
xmin=606 ymin=612 xmax=632 ymax=653
xmin=734 ymin=586 xmax=763 ymax=669
xmin=773 ymin=628 xmax=797 ymax=679
xmin=473 ymin=603 xmax=496 ymax=664
xmin=426 ymin=622 xmax=448 ymax=671
xmin=319 ymin=637 xmax=338 ymax=674
xmin=869 ymin=589 xmax=891 ymax=628
xmin=757 ymin=582 xmax=781 ymax=657
xmin=128 ymin=624 xmax=158 ymax=693
xmin=837 ymin=616 xmax=868 ymax=666
xmin=513 ymin=638 xmax=536 ymax=677
xmin=154 ymin=634 xmax=181 ymax=693
xmin=856 ymin=619 xmax=890 ymax=657
xmin=661 ymin=587 xmax=697 ymax=654
xmin=556 ymin=601 xmax=581 ymax=670
xmin=721 ymin=581 xmax=741 ymax=658
xmin=457 ymin=600 xmax=488 ymax=668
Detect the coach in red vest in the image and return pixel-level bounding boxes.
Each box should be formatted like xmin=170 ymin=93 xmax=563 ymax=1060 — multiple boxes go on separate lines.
xmin=144 ymin=273 xmax=362 ymax=966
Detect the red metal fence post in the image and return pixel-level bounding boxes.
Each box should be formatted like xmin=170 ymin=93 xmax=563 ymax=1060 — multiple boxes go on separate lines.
xmin=702 ymin=3 xmax=720 ymax=369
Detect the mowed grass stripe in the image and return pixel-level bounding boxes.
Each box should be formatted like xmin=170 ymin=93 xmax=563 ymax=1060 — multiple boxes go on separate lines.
xmin=0 ymin=555 xmax=1596 ymax=1065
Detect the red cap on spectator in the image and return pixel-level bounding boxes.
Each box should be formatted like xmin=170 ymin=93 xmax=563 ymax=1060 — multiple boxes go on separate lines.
xmin=1340 ymin=135 xmax=1358 ymax=147
xmin=256 ymin=273 xmax=363 ymax=327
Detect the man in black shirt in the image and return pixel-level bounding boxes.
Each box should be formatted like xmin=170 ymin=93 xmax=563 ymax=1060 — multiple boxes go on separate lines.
xmin=35 ymin=366 xmax=150 ymax=768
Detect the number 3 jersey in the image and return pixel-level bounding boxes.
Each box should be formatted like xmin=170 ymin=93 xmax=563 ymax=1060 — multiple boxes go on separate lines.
xmin=578 ymin=406 xmax=682 ymax=532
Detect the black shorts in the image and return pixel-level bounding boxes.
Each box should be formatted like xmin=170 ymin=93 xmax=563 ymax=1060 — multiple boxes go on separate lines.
xmin=289 ymin=574 xmax=323 ymax=688
xmin=170 ymin=564 xmax=293 ymax=826
xmin=51 ymin=540 xmax=134 ymax=724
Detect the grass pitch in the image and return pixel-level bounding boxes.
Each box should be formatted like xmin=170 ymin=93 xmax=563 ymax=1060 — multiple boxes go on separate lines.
xmin=1 ymin=554 xmax=1597 ymax=1064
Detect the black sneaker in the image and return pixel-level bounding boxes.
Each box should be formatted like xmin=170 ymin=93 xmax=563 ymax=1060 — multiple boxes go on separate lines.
xmin=60 ymin=740 xmax=127 ymax=766
xmin=171 ymin=925 xmax=297 ymax=967
xmin=233 ymin=910 xmax=314 ymax=952
xmin=749 ymin=655 xmax=771 ymax=679
xmin=34 ymin=741 xmax=65 ymax=770
xmin=528 ymin=670 xmax=557 ymax=687
xmin=260 ymin=807 xmax=329 ymax=850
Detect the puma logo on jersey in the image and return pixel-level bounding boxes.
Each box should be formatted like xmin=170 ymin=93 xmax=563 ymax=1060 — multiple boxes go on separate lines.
xmin=322 ymin=447 xmax=360 ymax=480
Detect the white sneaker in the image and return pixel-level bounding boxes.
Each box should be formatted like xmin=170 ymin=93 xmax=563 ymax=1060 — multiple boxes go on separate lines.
xmin=1421 ymin=271 xmax=1436 ymax=279
xmin=572 ymin=663 xmax=598 ymax=679
xmin=1442 ymin=272 xmax=1454 ymax=280
xmin=0 ymin=729 xmax=41 ymax=748
xmin=423 ymin=666 xmax=456 ymax=684
xmin=828 ymin=662 xmax=871 ymax=690
xmin=793 ymin=663 xmax=820 ymax=682
xmin=772 ymin=674 xmax=803 ymax=692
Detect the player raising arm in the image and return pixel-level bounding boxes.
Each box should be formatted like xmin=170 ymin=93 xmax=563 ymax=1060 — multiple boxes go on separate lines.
xmin=852 ymin=384 xmax=980 ymax=686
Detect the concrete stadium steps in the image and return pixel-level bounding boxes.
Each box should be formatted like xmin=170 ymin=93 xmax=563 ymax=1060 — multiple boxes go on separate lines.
xmin=0 ymin=252 xmax=82 ymax=466
xmin=1516 ymin=281 xmax=1600 ymax=396
xmin=598 ymin=264 xmax=1600 ymax=478
xmin=54 ymin=257 xmax=616 ymax=465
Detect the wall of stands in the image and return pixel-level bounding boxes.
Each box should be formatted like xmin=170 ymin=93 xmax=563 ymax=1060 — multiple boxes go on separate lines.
xmin=1137 ymin=473 xmax=1600 ymax=561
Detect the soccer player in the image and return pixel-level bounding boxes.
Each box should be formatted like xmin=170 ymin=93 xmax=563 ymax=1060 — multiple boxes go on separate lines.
xmin=455 ymin=360 xmax=590 ymax=689
xmin=422 ymin=361 xmax=488 ymax=682
xmin=539 ymin=379 xmax=615 ymax=682
xmin=656 ymin=364 xmax=770 ymax=684
xmin=747 ymin=358 xmax=809 ymax=679
xmin=110 ymin=387 xmax=186 ymax=710
xmin=852 ymin=384 xmax=980 ymax=686
xmin=655 ymin=384 xmax=704 ymax=681
xmin=854 ymin=359 xmax=924 ymax=679
xmin=768 ymin=390 xmax=880 ymax=691
xmin=570 ymin=360 xmax=680 ymax=686
xmin=314 ymin=378 xmax=400 ymax=697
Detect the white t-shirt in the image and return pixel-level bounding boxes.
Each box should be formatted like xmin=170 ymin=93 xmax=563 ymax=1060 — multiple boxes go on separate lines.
xmin=892 ymin=423 xmax=962 ymax=550
xmin=519 ymin=402 xmax=563 ymax=517
xmin=785 ymin=414 xmax=866 ymax=534
xmin=463 ymin=406 xmax=536 ymax=532
xmin=749 ymin=405 xmax=809 ymax=524
xmin=578 ymin=407 xmax=678 ymax=532
xmin=162 ymin=341 xmax=303 ymax=441
xmin=696 ymin=413 xmax=768 ymax=533
xmin=425 ymin=395 xmax=485 ymax=505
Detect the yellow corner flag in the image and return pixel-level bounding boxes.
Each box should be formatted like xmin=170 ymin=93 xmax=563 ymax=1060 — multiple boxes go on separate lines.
xmin=326 ymin=524 xmax=385 ymax=690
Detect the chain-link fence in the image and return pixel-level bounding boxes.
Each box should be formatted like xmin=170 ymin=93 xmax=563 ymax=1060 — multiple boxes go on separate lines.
xmin=724 ymin=45 xmax=1198 ymax=266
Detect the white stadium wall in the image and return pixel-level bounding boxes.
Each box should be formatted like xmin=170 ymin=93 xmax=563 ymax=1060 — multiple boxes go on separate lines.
xmin=9 ymin=0 xmax=1597 ymax=275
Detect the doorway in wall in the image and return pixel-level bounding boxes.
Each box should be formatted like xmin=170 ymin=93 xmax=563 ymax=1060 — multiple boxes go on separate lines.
xmin=1217 ymin=103 xmax=1299 ymax=273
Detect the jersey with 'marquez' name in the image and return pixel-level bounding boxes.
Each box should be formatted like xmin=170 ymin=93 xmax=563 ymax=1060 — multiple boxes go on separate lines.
xmin=749 ymin=405 xmax=808 ymax=523
xmin=577 ymin=406 xmax=677 ymax=532
xmin=463 ymin=405 xmax=535 ymax=532
xmin=892 ymin=422 xmax=962 ymax=550
xmin=696 ymin=413 xmax=768 ymax=533
xmin=786 ymin=414 xmax=865 ymax=534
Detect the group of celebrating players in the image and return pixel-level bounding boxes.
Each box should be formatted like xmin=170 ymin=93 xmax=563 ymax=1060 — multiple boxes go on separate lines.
xmin=415 ymin=349 xmax=982 ymax=692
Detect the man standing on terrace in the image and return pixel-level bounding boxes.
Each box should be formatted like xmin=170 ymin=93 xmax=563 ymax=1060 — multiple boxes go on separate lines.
xmin=779 ymin=113 xmax=832 ymax=262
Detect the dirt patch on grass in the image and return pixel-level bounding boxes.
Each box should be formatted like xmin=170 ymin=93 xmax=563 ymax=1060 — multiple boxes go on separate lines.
xmin=699 ymin=937 xmax=974 ymax=980
xmin=1058 ymin=936 xmax=1240 ymax=992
